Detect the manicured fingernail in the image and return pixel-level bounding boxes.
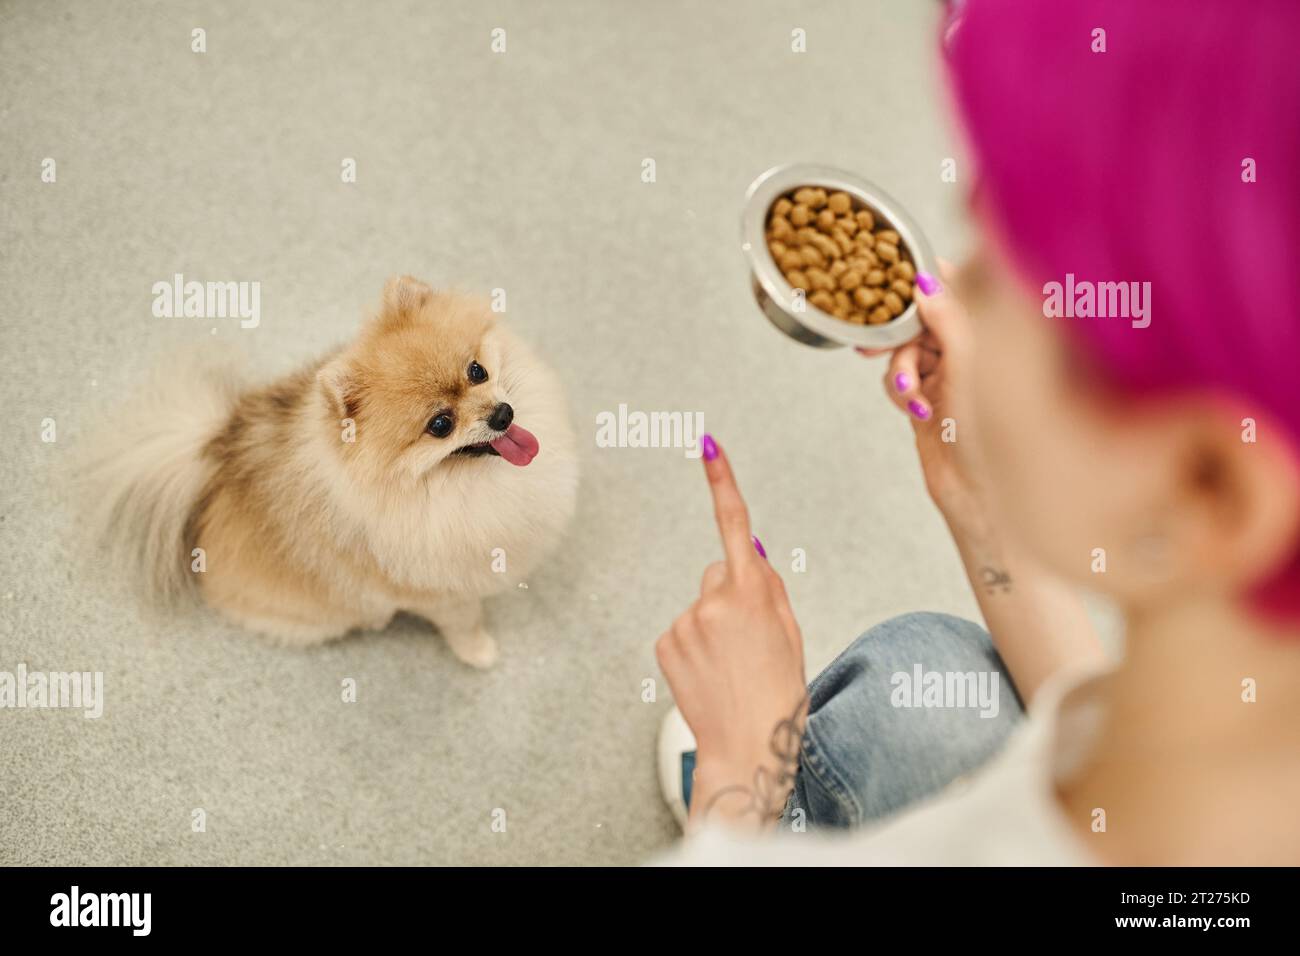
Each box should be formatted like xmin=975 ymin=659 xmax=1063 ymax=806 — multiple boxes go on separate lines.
xmin=908 ymin=399 xmax=930 ymax=420
xmin=916 ymin=272 xmax=941 ymax=297
xmin=894 ymin=372 xmax=911 ymax=393
xmin=752 ymin=535 xmax=767 ymax=559
xmin=700 ymin=434 xmax=718 ymax=461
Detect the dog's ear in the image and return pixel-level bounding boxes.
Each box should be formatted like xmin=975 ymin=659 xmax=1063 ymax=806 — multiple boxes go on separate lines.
xmin=317 ymin=356 xmax=357 ymax=421
xmin=379 ymin=275 xmax=433 ymax=326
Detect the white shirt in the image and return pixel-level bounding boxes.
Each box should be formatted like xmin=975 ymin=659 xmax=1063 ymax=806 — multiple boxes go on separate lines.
xmin=656 ymin=665 xmax=1109 ymax=866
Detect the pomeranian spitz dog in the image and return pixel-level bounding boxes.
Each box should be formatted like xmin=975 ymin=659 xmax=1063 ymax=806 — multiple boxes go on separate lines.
xmin=83 ymin=276 xmax=578 ymax=667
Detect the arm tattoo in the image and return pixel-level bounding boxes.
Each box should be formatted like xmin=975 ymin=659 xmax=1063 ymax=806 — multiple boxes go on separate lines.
xmin=979 ymin=565 xmax=1012 ymax=595
xmin=700 ymin=693 xmax=810 ymax=827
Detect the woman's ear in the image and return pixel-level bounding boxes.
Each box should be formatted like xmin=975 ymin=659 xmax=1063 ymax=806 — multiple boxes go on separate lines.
xmin=1159 ymin=404 xmax=1300 ymax=601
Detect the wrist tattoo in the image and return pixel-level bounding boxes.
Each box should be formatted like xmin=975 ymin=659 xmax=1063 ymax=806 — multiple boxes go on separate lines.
xmin=701 ymin=693 xmax=810 ymax=827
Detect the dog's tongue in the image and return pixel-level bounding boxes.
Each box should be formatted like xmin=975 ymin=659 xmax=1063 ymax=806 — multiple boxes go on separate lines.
xmin=489 ymin=423 xmax=539 ymax=466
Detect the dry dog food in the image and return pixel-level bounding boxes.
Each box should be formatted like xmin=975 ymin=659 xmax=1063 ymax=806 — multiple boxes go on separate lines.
xmin=767 ymin=187 xmax=917 ymax=325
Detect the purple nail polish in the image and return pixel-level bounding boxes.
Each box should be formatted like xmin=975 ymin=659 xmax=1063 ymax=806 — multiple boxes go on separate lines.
xmin=752 ymin=535 xmax=767 ymax=559
xmin=894 ymin=372 xmax=911 ymax=393
xmin=700 ymin=433 xmax=718 ymax=461
xmin=916 ymin=271 xmax=941 ymax=297
xmin=908 ymin=399 xmax=931 ymax=420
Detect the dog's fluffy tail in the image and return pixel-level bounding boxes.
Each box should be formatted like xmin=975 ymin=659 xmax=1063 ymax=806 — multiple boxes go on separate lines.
xmin=77 ymin=352 xmax=242 ymax=606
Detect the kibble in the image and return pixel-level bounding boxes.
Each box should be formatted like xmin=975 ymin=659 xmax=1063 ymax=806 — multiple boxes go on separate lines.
xmin=853 ymin=286 xmax=882 ymax=310
xmin=889 ymin=260 xmax=916 ymax=282
xmin=807 ymin=268 xmax=835 ymax=292
xmin=810 ymin=233 xmax=839 ymax=259
xmin=767 ymin=187 xmax=918 ymax=325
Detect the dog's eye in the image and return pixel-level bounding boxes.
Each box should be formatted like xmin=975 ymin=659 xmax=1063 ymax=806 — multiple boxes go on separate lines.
xmin=427 ymin=414 xmax=454 ymax=438
xmin=467 ymin=361 xmax=488 ymax=384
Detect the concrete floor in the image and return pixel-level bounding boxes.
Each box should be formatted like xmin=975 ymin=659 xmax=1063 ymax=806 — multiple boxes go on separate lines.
xmin=0 ymin=0 xmax=987 ymax=865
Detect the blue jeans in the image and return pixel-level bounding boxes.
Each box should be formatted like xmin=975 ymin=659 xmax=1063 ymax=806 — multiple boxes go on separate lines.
xmin=781 ymin=612 xmax=1025 ymax=829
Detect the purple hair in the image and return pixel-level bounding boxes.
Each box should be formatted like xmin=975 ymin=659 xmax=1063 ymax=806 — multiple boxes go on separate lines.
xmin=945 ymin=0 xmax=1300 ymax=620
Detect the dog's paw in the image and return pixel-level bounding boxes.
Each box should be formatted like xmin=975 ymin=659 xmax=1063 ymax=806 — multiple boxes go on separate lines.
xmin=446 ymin=629 xmax=499 ymax=669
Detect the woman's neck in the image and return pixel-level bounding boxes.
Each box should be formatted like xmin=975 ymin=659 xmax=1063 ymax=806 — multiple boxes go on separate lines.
xmin=1059 ymin=594 xmax=1300 ymax=865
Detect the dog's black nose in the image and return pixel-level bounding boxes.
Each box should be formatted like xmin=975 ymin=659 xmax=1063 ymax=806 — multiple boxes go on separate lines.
xmin=487 ymin=402 xmax=513 ymax=432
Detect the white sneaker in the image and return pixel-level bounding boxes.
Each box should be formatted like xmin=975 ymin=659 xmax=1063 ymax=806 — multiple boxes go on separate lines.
xmin=656 ymin=706 xmax=697 ymax=831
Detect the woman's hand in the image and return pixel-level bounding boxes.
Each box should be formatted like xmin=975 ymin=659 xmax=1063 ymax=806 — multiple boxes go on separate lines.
xmin=861 ymin=266 xmax=989 ymax=541
xmin=655 ymin=436 xmax=808 ymax=831
xmin=865 ymin=266 xmax=1109 ymax=703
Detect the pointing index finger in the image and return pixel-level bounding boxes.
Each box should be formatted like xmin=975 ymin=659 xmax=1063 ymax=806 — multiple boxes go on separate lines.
xmin=700 ymin=434 xmax=759 ymax=574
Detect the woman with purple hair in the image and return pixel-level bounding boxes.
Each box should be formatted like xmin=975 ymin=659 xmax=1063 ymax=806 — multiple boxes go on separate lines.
xmin=655 ymin=0 xmax=1300 ymax=864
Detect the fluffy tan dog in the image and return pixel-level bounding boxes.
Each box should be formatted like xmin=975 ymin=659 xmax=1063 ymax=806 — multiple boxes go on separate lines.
xmin=84 ymin=276 xmax=578 ymax=667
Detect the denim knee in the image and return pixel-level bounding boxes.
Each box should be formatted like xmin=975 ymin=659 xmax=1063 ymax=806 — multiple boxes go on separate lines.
xmin=786 ymin=612 xmax=1025 ymax=830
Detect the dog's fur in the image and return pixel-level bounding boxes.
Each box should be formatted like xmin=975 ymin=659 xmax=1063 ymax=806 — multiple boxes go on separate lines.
xmin=82 ymin=277 xmax=578 ymax=667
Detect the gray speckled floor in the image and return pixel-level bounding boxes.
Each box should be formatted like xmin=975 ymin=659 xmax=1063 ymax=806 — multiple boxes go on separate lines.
xmin=0 ymin=0 xmax=985 ymax=865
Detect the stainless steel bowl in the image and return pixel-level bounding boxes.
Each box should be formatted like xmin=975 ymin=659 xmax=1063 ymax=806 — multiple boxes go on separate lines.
xmin=741 ymin=163 xmax=936 ymax=350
